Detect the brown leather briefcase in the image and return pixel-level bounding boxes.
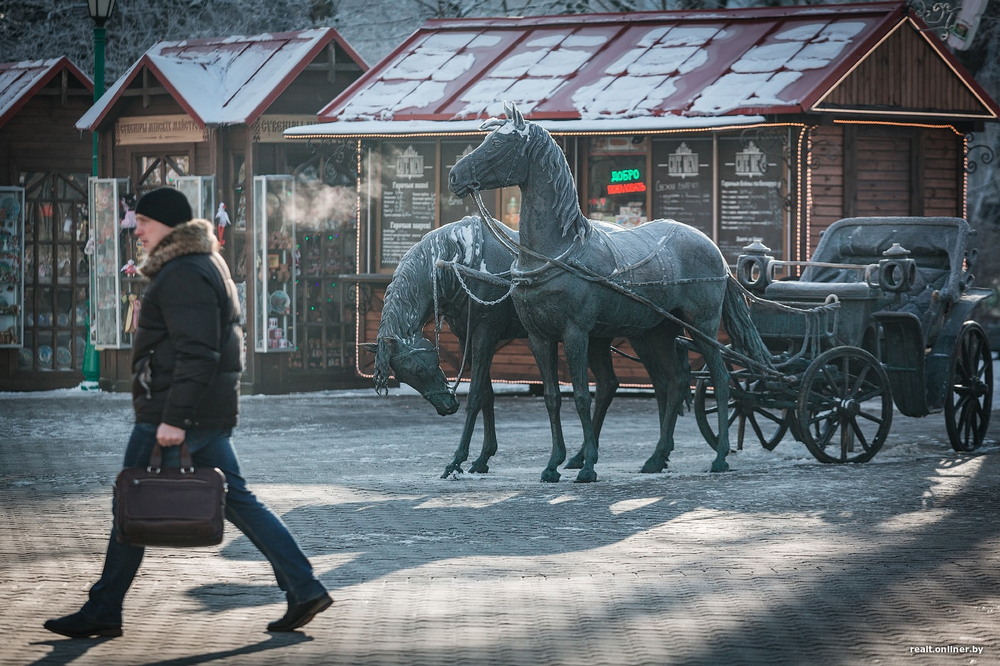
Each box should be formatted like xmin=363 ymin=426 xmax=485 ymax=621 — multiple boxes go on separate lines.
xmin=114 ymin=443 xmax=227 ymax=547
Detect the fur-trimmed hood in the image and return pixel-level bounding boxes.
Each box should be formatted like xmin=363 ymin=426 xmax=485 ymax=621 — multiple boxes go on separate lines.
xmin=140 ymin=219 xmax=219 ymax=278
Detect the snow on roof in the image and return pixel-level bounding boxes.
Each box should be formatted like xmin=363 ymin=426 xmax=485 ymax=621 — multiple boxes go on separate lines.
xmin=77 ymin=28 xmax=365 ymax=130
xmin=316 ymin=2 xmax=910 ymax=124
xmin=284 ymin=114 xmax=768 ymax=139
xmin=0 ymin=57 xmax=92 ymax=127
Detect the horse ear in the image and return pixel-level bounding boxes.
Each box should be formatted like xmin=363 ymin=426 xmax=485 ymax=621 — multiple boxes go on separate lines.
xmin=511 ymin=103 xmax=526 ymax=131
xmin=360 ymin=342 xmax=377 ymax=353
xmin=372 ymin=338 xmax=395 ymax=395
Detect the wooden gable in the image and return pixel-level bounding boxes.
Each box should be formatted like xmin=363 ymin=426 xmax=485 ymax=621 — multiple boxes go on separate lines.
xmin=813 ymin=18 xmax=997 ymax=119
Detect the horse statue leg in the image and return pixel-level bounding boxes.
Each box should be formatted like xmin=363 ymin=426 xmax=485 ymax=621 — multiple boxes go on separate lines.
xmin=565 ymin=337 xmax=618 ymax=469
xmin=442 ymin=333 xmax=499 ymax=477
xmin=630 ymin=328 xmax=689 ymax=473
xmin=697 ymin=333 xmax=732 ymax=473
xmin=561 ymin=330 xmax=600 ymax=483
xmin=529 ymin=334 xmax=568 ymax=483
xmin=467 ymin=376 xmax=497 ymax=473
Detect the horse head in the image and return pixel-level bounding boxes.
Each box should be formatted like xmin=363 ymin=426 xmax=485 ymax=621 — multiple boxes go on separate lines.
xmin=361 ymin=336 xmax=460 ymax=416
xmin=449 ymin=102 xmax=534 ymax=198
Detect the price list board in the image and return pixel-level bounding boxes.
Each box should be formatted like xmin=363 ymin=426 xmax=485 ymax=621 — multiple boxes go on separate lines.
xmin=652 ymin=137 xmax=714 ymax=238
xmin=440 ymin=141 xmax=481 ymax=224
xmin=379 ymin=142 xmax=437 ymax=269
xmin=716 ymin=133 xmax=788 ymax=263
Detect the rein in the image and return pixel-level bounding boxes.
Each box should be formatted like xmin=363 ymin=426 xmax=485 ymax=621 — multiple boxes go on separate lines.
xmin=468 ymin=187 xmax=782 ymax=378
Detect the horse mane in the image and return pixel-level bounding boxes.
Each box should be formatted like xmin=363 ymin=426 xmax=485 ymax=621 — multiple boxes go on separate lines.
xmin=378 ymin=215 xmax=486 ymax=341
xmin=524 ymin=122 xmax=590 ymax=241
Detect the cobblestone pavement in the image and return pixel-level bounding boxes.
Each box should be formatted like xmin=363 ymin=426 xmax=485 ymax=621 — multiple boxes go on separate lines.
xmin=1 ymin=384 xmax=998 ymax=665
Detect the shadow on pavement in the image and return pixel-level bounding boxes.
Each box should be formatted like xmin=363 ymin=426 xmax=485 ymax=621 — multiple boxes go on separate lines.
xmin=30 ymin=632 xmax=313 ymax=666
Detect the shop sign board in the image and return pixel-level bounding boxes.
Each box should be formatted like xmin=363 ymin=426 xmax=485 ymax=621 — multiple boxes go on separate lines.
xmin=116 ymin=115 xmax=206 ymax=145
xmin=440 ymin=142 xmax=481 ymax=224
xmin=716 ymin=132 xmax=788 ymax=262
xmin=653 ymin=138 xmax=714 ymax=238
xmin=251 ymin=115 xmax=318 ymax=143
xmin=379 ymin=142 xmax=437 ymax=269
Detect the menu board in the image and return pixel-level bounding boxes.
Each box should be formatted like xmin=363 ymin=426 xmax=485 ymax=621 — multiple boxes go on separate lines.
xmin=379 ymin=142 xmax=437 ymax=269
xmin=652 ymin=137 xmax=713 ymax=237
xmin=716 ymin=133 xmax=788 ymax=263
xmin=440 ymin=141 xmax=481 ymax=225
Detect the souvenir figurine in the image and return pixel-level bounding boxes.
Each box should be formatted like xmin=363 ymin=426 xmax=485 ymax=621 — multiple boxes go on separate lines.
xmin=121 ymin=259 xmax=138 ymax=276
xmin=215 ymin=202 xmax=230 ymax=245
xmin=124 ymin=293 xmax=140 ymax=334
xmin=120 ymin=194 xmax=137 ymax=230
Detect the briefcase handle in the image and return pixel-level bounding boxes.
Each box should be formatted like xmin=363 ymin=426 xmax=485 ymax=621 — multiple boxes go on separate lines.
xmin=146 ymin=443 xmax=196 ymax=474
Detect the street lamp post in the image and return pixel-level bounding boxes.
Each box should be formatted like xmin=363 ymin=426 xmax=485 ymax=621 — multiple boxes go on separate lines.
xmin=88 ymin=0 xmax=116 ymax=177
xmin=82 ymin=0 xmax=116 ymax=390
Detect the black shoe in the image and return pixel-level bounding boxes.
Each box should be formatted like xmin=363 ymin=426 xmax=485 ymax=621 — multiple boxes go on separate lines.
xmin=267 ymin=592 xmax=333 ymax=632
xmin=44 ymin=611 xmax=122 ymax=639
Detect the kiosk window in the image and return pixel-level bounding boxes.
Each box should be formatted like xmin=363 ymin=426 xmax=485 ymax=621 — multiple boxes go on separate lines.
xmin=587 ymin=137 xmax=648 ymax=228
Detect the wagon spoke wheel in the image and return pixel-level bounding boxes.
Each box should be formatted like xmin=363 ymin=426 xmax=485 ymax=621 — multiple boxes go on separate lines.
xmin=796 ymin=347 xmax=892 ymax=464
xmin=695 ymin=370 xmax=789 ymax=453
xmin=945 ymin=322 xmax=993 ymax=452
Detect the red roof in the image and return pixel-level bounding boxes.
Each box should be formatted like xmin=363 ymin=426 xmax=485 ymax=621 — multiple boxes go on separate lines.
xmin=0 ymin=57 xmax=93 ymax=127
xmin=317 ymin=1 xmax=997 ymax=124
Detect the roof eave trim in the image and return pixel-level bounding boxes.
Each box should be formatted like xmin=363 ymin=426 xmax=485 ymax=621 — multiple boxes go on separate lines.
xmin=2 ymin=57 xmax=94 ymax=128
xmin=810 ymin=15 xmax=1000 ymax=121
xmin=284 ymin=115 xmax=771 ymax=139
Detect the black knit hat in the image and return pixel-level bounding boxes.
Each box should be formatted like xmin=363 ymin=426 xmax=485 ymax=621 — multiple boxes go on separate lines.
xmin=135 ymin=187 xmax=193 ymax=228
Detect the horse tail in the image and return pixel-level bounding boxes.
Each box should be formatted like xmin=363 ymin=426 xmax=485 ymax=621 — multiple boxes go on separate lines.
xmin=373 ymin=338 xmax=392 ymax=395
xmin=722 ymin=276 xmax=772 ymax=369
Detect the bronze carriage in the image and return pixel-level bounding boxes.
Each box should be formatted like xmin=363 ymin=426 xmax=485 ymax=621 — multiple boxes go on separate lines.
xmin=695 ymin=216 xmax=994 ymax=463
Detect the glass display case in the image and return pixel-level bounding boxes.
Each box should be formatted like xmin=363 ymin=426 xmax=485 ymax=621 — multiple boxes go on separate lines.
xmin=0 ymin=187 xmax=25 ymax=348
xmin=253 ymin=175 xmax=297 ymax=353
xmin=89 ymin=178 xmax=134 ymax=349
xmin=175 ymin=175 xmax=216 ymax=221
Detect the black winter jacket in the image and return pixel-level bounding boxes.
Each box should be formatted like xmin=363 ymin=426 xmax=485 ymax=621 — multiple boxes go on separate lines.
xmin=132 ymin=219 xmax=243 ymax=430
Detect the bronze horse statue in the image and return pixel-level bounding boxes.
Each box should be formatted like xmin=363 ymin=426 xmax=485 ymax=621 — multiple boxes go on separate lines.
xmin=449 ymin=103 xmax=772 ymax=482
xmin=362 ymin=215 xmax=626 ymax=478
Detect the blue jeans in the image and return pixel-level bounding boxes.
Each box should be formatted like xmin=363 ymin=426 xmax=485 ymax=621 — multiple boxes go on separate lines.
xmin=81 ymin=423 xmax=327 ymax=625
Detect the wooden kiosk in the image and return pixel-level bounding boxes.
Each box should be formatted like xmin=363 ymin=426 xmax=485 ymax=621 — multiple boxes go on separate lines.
xmin=0 ymin=57 xmax=95 ymax=391
xmin=76 ymin=28 xmax=368 ymax=393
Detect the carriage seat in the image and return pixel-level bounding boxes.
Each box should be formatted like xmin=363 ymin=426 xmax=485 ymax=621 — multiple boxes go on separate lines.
xmin=763 ymin=216 xmax=971 ymax=323
xmin=764 ymin=279 xmax=876 ymax=303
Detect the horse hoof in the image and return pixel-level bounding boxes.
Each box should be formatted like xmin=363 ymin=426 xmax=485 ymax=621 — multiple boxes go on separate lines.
xmin=469 ymin=462 xmax=489 ymax=474
xmin=710 ymin=460 xmax=730 ymax=473
xmin=640 ymin=460 xmax=665 ymax=474
xmin=441 ymin=465 xmax=463 ymax=479
xmin=574 ymin=469 xmax=598 ymax=483
xmin=540 ymin=469 xmax=561 ymax=483
xmin=564 ymin=455 xmax=583 ymax=470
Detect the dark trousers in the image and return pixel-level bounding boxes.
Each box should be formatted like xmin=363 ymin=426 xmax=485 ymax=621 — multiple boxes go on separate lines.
xmin=81 ymin=423 xmax=327 ymax=624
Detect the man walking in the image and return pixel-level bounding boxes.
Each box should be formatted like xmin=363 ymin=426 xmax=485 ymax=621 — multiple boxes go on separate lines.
xmin=44 ymin=187 xmax=331 ymax=638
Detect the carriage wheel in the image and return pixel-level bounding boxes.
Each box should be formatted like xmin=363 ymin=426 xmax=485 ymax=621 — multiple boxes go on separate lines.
xmin=945 ymin=322 xmax=993 ymax=452
xmin=695 ymin=372 xmax=789 ymax=453
xmin=796 ymin=347 xmax=892 ymax=464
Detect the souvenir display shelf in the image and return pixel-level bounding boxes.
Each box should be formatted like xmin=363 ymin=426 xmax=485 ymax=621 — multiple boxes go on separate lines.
xmin=253 ymin=175 xmax=297 ymax=353
xmin=89 ymin=178 xmax=138 ymax=349
xmin=290 ymin=221 xmax=357 ymax=371
xmin=0 ymin=187 xmax=25 ymax=348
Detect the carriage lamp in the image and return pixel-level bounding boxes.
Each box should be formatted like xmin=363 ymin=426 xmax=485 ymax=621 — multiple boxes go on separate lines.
xmin=875 ymin=243 xmax=916 ymax=294
xmin=736 ymin=240 xmax=774 ymax=294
